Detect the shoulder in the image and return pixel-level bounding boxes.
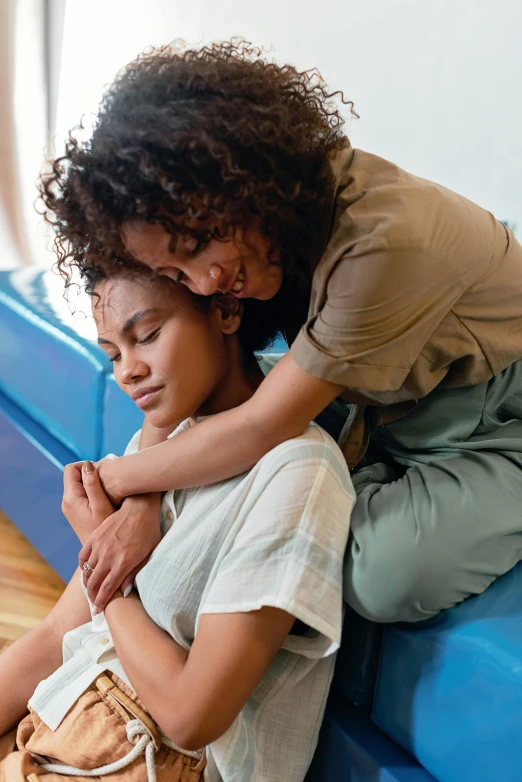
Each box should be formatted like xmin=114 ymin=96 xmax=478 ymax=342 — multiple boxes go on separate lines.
xmin=259 ymin=421 xmax=343 ymax=464
xmin=229 ymin=423 xmax=354 ymax=560
xmin=328 ymin=148 xmax=498 ymax=264
xmin=254 ymin=423 xmax=354 ymax=500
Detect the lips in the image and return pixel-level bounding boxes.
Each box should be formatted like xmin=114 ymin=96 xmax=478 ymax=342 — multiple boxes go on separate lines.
xmin=131 ymin=385 xmax=163 ymax=409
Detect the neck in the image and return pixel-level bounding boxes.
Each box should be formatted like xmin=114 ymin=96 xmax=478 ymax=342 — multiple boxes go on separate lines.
xmin=194 ymin=346 xmax=264 ymax=420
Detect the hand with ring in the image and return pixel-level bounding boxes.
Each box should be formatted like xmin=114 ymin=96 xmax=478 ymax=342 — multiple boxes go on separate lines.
xmin=78 ymin=494 xmax=162 ymax=613
xmin=62 ymin=460 xmax=117 ymax=596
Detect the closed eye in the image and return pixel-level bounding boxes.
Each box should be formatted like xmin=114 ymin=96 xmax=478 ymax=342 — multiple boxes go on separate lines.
xmin=138 ymin=327 xmax=161 ymax=344
xmin=108 ymin=353 xmax=121 ymax=363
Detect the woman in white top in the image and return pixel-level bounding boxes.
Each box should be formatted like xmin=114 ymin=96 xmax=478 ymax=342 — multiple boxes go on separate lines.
xmin=0 ymin=270 xmax=354 ymax=782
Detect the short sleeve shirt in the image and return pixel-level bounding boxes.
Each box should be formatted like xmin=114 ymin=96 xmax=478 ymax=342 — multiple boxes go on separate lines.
xmin=290 ymin=142 xmax=522 ymax=407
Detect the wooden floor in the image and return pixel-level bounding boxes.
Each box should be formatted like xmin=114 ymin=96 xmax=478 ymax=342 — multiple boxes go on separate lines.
xmin=0 ymin=510 xmax=65 ymax=652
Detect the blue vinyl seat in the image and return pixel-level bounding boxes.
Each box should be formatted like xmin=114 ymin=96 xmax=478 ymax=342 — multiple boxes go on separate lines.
xmin=372 ymin=560 xmax=522 ymax=782
xmin=0 ymin=268 xmax=109 ymax=459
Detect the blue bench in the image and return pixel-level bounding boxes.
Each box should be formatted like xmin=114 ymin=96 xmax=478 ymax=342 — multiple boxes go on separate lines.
xmin=1 ymin=268 xmax=520 ymax=781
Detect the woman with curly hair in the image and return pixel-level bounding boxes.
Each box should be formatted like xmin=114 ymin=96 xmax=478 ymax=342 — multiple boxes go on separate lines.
xmin=42 ymin=41 xmax=522 ymax=624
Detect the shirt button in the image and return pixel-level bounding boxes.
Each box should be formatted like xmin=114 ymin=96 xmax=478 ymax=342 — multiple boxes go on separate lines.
xmin=165 ymin=509 xmax=174 ymax=521
xmin=100 ymin=637 xmax=110 ymax=645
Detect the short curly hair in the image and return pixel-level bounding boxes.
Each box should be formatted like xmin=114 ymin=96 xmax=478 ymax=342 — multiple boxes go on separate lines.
xmin=40 ymin=39 xmax=354 ymax=295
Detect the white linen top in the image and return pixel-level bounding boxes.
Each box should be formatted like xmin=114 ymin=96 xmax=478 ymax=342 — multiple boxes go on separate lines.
xmin=30 ymin=419 xmax=354 ymax=782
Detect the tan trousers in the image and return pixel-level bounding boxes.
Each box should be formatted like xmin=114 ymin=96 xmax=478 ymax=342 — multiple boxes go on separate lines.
xmin=0 ymin=673 xmax=205 ymax=781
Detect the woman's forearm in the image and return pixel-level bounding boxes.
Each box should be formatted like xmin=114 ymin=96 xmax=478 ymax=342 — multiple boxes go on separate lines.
xmin=0 ymin=622 xmax=63 ymax=734
xmin=103 ymin=353 xmax=342 ymax=499
xmin=106 ymin=596 xmax=297 ymax=751
xmin=109 ymin=400 xmax=273 ymax=497
xmin=104 ymin=594 xmax=188 ymax=740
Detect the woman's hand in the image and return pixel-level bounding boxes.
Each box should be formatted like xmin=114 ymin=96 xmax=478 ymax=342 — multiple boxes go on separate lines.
xmin=62 ymin=461 xmax=115 ymax=545
xmin=79 ymin=493 xmax=163 ymax=613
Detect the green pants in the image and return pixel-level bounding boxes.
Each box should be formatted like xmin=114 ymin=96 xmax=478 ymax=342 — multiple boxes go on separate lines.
xmin=344 ymin=360 xmax=522 ymax=623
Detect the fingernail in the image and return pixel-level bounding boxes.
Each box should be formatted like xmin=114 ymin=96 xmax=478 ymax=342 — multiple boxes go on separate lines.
xmin=92 ymin=606 xmax=100 ymax=615
xmin=123 ymin=585 xmax=132 ymax=598
xmin=83 ymin=461 xmax=94 ymax=474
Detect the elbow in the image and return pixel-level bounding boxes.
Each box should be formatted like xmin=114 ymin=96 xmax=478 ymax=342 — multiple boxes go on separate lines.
xmin=163 ymin=707 xmax=231 ymax=753
xmin=166 ymin=728 xmax=205 ymax=754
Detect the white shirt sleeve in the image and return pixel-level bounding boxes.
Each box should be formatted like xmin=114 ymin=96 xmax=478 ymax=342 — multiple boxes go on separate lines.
xmin=199 ymin=429 xmax=355 ymax=658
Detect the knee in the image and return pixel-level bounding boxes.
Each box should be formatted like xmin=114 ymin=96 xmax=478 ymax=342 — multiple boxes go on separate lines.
xmin=343 ymin=541 xmax=449 ymax=624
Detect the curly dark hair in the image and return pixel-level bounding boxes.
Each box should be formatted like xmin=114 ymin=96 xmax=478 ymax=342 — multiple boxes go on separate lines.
xmin=85 ymin=263 xmax=283 ymax=364
xmin=40 ymin=39 xmax=354 ymax=299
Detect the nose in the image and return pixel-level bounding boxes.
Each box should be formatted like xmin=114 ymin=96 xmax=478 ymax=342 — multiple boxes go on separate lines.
xmin=191 ymin=264 xmax=225 ymax=296
xmin=118 ymin=353 xmax=149 ymax=386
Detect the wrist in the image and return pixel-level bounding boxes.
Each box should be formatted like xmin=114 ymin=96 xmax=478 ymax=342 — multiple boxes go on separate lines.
xmin=100 ymin=458 xmax=125 ymax=505
xmin=123 ymin=492 xmax=163 ymax=512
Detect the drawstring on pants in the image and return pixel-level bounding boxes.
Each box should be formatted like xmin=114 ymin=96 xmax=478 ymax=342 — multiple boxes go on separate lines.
xmin=36 ymin=719 xmax=158 ymax=782
xmin=33 ymin=673 xmax=204 ymax=782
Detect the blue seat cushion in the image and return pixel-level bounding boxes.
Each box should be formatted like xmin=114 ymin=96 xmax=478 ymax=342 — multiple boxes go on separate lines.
xmin=0 ymin=269 xmax=107 ymax=459
xmin=372 ymin=561 xmax=522 ymax=782
xmin=306 ymin=697 xmax=436 ymax=781
xmin=102 ymin=374 xmax=144 ymax=456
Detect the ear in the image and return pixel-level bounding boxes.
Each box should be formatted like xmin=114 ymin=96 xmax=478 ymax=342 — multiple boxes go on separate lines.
xmin=213 ymin=294 xmax=243 ymax=335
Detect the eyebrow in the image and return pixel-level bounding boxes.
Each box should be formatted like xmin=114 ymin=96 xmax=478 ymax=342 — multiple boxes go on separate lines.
xmin=97 ymin=308 xmax=161 ymax=345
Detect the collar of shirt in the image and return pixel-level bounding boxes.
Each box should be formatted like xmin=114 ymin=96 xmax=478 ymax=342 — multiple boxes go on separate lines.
xmin=167 ymin=416 xmax=213 ymax=441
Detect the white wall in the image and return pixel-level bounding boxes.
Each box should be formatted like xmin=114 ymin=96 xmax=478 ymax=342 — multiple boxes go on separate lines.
xmin=13 ymin=0 xmax=49 ymax=266
xmin=56 ymin=0 xmax=521 ymax=233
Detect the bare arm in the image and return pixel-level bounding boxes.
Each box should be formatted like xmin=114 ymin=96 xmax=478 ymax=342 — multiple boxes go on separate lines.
xmin=105 ymin=594 xmax=295 ymax=750
xmin=0 ymin=568 xmax=90 ymax=734
xmin=100 ymin=353 xmax=343 ymax=501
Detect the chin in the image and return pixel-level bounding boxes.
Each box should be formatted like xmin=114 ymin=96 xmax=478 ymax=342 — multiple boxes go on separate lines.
xmin=145 ymin=411 xmax=178 ymax=430
xmin=254 ymin=284 xmax=281 ymax=301
xmin=256 ymin=275 xmax=283 ymax=300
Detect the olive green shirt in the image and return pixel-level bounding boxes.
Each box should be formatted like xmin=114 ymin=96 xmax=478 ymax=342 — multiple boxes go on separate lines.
xmin=291 ymin=142 xmax=522 ymax=410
